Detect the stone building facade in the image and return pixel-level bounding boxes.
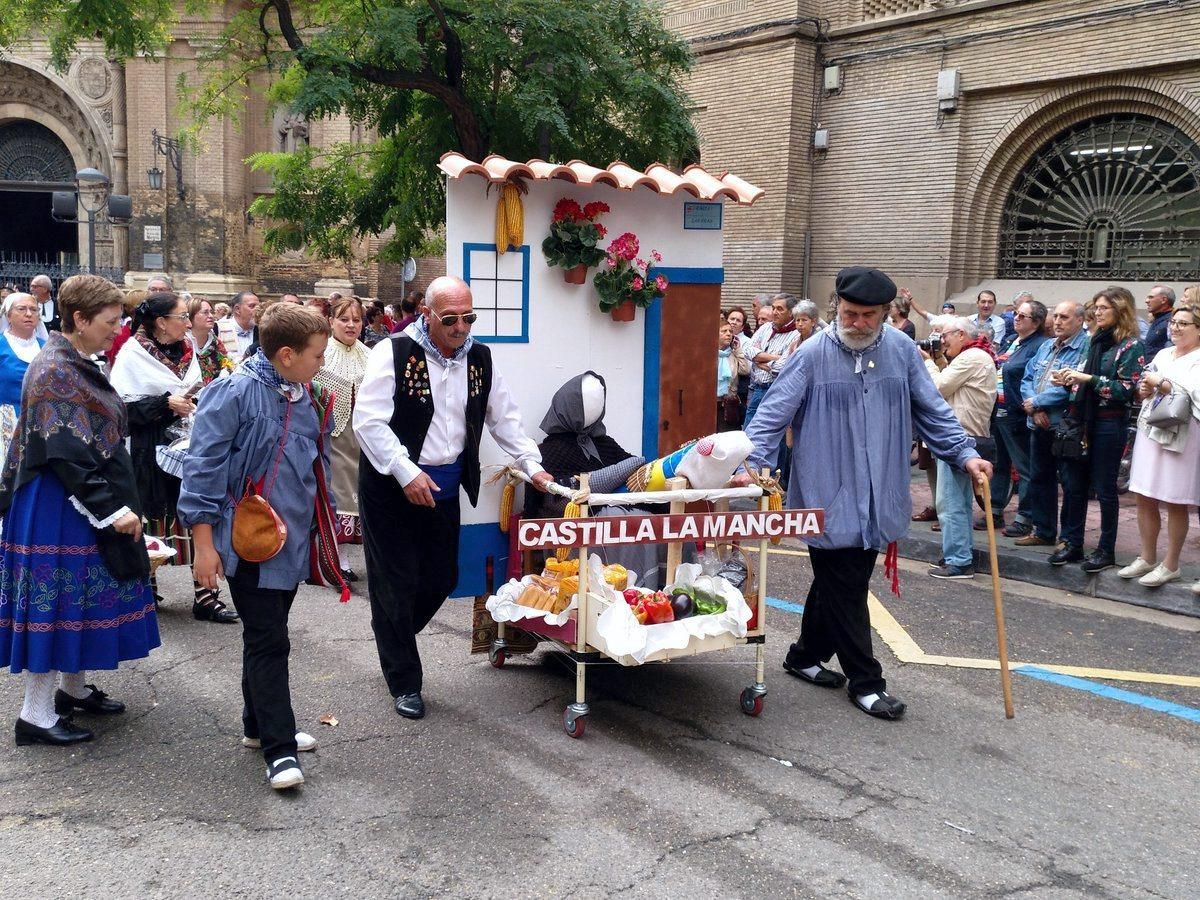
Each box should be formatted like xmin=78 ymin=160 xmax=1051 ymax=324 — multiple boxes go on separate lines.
xmin=0 ymin=17 xmax=400 ymax=300
xmin=666 ymin=0 xmax=1200 ymax=312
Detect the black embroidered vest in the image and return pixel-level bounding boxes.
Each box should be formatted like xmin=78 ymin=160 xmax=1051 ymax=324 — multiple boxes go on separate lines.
xmin=387 ymin=335 xmax=493 ymax=506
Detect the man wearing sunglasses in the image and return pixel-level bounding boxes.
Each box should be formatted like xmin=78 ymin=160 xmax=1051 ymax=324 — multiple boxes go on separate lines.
xmin=354 ymin=275 xmax=553 ymax=721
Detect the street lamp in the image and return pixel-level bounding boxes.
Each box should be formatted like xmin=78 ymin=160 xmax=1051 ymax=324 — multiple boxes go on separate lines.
xmin=148 ymin=128 xmax=185 ymax=201
xmin=77 ymin=168 xmax=110 ymax=276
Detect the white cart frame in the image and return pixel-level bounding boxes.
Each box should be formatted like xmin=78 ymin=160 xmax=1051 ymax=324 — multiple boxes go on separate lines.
xmin=490 ymin=474 xmax=777 ymax=739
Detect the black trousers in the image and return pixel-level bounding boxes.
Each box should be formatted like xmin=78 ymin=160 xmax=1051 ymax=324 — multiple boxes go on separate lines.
xmin=786 ymin=546 xmax=885 ymax=696
xmin=361 ymin=476 xmax=461 ymax=698
xmin=227 ymin=562 xmax=298 ymax=763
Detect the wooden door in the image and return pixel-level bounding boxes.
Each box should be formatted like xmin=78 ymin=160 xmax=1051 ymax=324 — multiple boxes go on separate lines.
xmin=656 ymin=282 xmax=721 ymax=455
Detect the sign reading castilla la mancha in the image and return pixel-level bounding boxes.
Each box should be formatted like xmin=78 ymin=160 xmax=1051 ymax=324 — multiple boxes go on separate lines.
xmin=517 ymin=509 xmax=824 ymax=550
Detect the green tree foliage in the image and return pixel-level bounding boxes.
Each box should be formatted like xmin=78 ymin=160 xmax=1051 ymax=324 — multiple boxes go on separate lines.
xmin=4 ymin=0 xmax=698 ymax=264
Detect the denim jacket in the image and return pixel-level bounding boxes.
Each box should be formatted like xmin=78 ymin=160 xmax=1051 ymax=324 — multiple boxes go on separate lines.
xmin=1021 ymin=328 xmax=1088 ymax=429
xmin=177 ymin=365 xmax=333 ymax=590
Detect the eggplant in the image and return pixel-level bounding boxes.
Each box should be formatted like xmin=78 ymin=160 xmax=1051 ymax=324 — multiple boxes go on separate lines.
xmin=670 ymin=592 xmax=694 ymax=620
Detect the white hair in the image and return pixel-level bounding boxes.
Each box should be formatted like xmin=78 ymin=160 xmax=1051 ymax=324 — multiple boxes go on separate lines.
xmin=30 ymin=274 xmax=51 ymax=290
xmin=944 ymin=316 xmax=980 ymax=339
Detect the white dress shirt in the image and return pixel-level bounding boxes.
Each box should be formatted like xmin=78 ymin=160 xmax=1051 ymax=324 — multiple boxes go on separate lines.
xmin=353 ymin=337 xmax=542 ymax=488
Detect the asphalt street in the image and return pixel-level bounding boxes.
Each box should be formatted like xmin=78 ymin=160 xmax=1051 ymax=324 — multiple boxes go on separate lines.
xmin=2 ymin=543 xmax=1197 ymax=899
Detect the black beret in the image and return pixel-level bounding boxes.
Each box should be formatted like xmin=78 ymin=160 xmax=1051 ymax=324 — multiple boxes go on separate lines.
xmin=835 ymin=266 xmax=897 ymax=306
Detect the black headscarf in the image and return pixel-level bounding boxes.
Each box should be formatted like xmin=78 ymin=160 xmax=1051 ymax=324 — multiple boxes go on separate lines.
xmin=539 ymin=371 xmax=608 ymax=463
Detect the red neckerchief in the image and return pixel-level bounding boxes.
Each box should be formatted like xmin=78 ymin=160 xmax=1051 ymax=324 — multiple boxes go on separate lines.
xmin=960 ymin=334 xmax=997 ymax=363
xmin=771 ymin=319 xmax=797 ymax=337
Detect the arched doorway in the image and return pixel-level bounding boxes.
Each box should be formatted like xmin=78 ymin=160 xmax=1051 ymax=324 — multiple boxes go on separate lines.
xmin=0 ymin=120 xmax=80 ymax=273
xmin=998 ymin=114 xmax=1200 ymax=280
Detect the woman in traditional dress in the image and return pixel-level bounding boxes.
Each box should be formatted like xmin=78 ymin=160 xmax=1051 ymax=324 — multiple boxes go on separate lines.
xmin=188 ymin=296 xmax=234 ymax=384
xmin=0 ymin=293 xmax=45 ymax=467
xmin=1121 ymin=302 xmax=1200 ymax=589
xmin=0 ymin=274 xmax=159 ymax=746
xmin=110 ymin=293 xmax=238 ymax=624
xmin=313 ymin=296 xmax=371 ymax=581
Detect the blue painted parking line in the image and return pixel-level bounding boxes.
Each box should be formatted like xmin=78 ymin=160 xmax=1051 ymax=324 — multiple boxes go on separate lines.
xmin=766 ymin=597 xmax=804 ymax=615
xmin=1017 ymin=666 xmax=1200 ymax=724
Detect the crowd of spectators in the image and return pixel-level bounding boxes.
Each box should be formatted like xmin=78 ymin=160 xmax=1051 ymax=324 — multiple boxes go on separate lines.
xmin=720 ymin=281 xmax=1200 ymax=592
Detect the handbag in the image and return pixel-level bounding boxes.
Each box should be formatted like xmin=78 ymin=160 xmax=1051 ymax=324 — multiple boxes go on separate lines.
xmin=231 ymin=401 xmax=291 ymax=563
xmin=1051 ymin=416 xmax=1088 ymax=459
xmin=1145 ymin=386 xmax=1191 ymax=429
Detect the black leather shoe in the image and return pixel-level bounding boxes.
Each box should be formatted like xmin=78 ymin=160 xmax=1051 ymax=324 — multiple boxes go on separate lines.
xmin=193 ymin=587 xmax=239 ymax=624
xmin=1048 ymin=543 xmax=1084 ymax=566
xmin=1002 ymin=521 xmax=1032 ymax=538
xmin=15 ymin=717 xmax=94 ymax=746
xmin=848 ymin=690 xmax=906 ymax=720
xmin=54 ymin=684 xmax=125 ymax=716
xmin=1081 ymin=550 xmax=1116 ymax=574
xmin=782 ymin=660 xmax=847 ymax=688
xmin=394 ymin=692 xmax=425 ymax=719
xmin=339 ymin=568 xmax=359 ymax=583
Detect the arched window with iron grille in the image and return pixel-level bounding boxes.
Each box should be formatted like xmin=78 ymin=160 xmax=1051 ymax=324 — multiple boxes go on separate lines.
xmin=999 ymin=114 xmax=1200 ymax=280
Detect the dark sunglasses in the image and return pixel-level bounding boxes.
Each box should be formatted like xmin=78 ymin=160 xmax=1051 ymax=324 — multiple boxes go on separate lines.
xmin=435 ymin=312 xmax=477 ymax=327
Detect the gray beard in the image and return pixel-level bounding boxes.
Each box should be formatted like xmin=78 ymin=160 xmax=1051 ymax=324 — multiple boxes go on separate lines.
xmin=836 ymin=322 xmax=883 ymax=350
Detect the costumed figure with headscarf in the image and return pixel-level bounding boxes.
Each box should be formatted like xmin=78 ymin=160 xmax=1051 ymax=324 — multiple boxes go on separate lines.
xmin=312 ymin=296 xmax=372 ymax=581
xmin=0 ymin=293 xmax=45 ymax=468
xmin=353 ymin=276 xmax=553 ymax=721
xmin=526 ymin=371 xmax=691 ymax=586
xmin=0 ymin=274 xmax=159 ymax=747
xmin=110 ymin=293 xmax=239 ymax=625
xmin=736 ymin=266 xmax=991 ymax=721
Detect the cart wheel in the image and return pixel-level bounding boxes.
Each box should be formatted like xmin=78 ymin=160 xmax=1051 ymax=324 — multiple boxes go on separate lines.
xmin=489 ymin=648 xmax=506 ymax=669
xmin=740 ymin=688 xmax=764 ymax=717
xmin=563 ymin=709 xmax=587 ymax=739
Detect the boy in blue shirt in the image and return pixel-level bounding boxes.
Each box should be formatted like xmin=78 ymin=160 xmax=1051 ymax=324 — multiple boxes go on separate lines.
xmin=180 ymin=303 xmax=333 ymax=791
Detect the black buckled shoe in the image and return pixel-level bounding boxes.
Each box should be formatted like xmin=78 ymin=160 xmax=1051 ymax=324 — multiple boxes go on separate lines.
xmin=54 ymin=684 xmax=125 ymax=716
xmin=339 ymin=568 xmax=359 ymax=583
xmin=848 ymin=690 xmax=906 ymax=720
xmin=394 ymin=692 xmax=425 ymax=719
xmin=15 ymin=717 xmax=94 ymax=746
xmin=782 ymin=660 xmax=847 ymax=689
xmin=193 ymin=586 xmax=239 ymax=624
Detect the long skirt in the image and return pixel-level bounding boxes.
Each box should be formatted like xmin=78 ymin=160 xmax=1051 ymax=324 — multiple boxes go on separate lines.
xmin=0 ymin=470 xmax=160 ymax=674
xmin=331 ymin=427 xmax=363 ymax=544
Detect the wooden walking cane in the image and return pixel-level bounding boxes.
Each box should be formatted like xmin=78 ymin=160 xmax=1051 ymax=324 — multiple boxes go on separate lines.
xmin=977 ymin=474 xmax=1015 ymax=719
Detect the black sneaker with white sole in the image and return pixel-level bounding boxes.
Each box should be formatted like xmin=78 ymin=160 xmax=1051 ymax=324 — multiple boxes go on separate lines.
xmin=267 ymin=756 xmax=304 ymax=790
xmin=928 ymin=563 xmax=974 ymax=580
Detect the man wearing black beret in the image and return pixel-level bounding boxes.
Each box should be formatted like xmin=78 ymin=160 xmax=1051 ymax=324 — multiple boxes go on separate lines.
xmin=735 ymin=266 xmax=992 ymax=719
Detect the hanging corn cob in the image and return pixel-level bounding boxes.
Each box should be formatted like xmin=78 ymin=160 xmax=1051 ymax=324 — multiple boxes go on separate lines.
xmin=556 ymin=500 xmax=582 ymax=561
xmin=498 ymin=477 xmax=516 ymax=533
xmin=495 ymin=182 xmax=524 ymax=254
xmin=768 ymin=489 xmax=784 ymax=545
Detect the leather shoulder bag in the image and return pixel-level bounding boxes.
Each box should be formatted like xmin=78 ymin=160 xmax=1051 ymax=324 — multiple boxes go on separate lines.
xmin=231 ymin=400 xmax=291 ymax=563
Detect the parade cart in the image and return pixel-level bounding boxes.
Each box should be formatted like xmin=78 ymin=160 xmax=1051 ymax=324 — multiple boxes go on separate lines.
xmin=485 ymin=471 xmax=823 ymax=738
xmin=435 ymin=152 xmax=765 ymax=601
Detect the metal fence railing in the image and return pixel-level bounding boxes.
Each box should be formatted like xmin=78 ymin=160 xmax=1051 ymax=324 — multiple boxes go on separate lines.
xmin=0 ymin=257 xmax=125 ymax=292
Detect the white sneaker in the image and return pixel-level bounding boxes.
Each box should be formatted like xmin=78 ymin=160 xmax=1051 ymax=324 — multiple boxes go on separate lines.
xmin=1138 ymin=564 xmax=1181 ymax=588
xmin=1118 ymin=557 xmax=1156 ymax=579
xmin=267 ymin=756 xmax=304 ymax=790
xmin=243 ymin=731 xmax=318 ymax=752
xmin=1192 ymin=581 xmax=1200 ymax=596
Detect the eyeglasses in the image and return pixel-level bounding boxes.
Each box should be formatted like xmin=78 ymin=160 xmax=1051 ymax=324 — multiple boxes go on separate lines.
xmin=435 ymin=312 xmax=477 ymax=327
xmin=8 ymin=306 xmax=37 ymax=315
xmin=1169 ymin=319 xmax=1197 ymax=328
xmin=1014 ymin=312 xmax=1033 ymax=320
xmin=163 ymin=313 xmax=191 ymax=322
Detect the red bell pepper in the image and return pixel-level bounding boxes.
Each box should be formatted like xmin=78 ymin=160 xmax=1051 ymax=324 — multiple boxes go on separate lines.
xmin=639 ymin=592 xmax=675 ymax=624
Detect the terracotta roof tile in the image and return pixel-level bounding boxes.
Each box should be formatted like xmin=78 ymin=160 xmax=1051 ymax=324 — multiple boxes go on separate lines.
xmin=438 ymin=152 xmax=764 ymax=206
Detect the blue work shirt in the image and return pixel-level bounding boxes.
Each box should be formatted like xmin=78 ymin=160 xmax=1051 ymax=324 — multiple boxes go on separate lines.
xmin=997 ymin=332 xmax=1048 ymax=426
xmin=1020 ymin=327 xmax=1088 ymax=429
xmin=745 ymin=325 xmax=978 ymax=552
xmin=178 ymin=366 xmax=333 ymax=590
